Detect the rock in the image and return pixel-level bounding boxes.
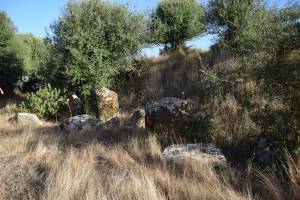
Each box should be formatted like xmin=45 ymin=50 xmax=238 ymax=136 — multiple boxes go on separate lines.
xmin=12 ymin=113 xmax=43 ymax=127
xmin=94 ymin=87 xmax=119 ymax=123
xmin=125 ymin=109 xmax=145 ymax=129
xmin=68 ymin=95 xmax=85 ymax=116
xmin=162 ymin=143 xmax=227 ymax=168
xmin=61 ymin=115 xmax=102 ymax=134
xmin=145 ymin=97 xmax=192 ymax=132
xmin=103 ymin=116 xmax=120 ymax=129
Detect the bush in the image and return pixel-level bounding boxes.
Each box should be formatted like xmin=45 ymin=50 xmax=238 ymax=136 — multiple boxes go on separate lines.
xmin=20 ymin=85 xmax=66 ymax=119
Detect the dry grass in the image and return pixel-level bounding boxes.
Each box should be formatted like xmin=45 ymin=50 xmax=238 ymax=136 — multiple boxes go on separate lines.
xmin=212 ymin=95 xmax=259 ymax=145
xmin=0 ymin=102 xmax=246 ymax=200
xmin=0 ymin=101 xmax=299 ymax=200
xmin=118 ymin=51 xmax=203 ymax=108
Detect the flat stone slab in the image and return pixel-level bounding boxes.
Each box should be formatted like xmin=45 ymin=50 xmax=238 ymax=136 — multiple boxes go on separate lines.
xmin=162 ymin=143 xmax=227 ymax=168
xmin=61 ymin=115 xmax=102 ymax=134
xmin=12 ymin=113 xmax=43 ymax=127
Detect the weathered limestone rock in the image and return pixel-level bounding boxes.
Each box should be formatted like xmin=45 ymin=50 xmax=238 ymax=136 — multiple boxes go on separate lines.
xmin=68 ymin=95 xmax=85 ymax=116
xmin=162 ymin=143 xmax=227 ymax=168
xmin=95 ymin=87 xmax=119 ymax=122
xmin=145 ymin=97 xmax=192 ymax=132
xmin=12 ymin=113 xmax=43 ymax=127
xmin=125 ymin=109 xmax=145 ymax=129
xmin=61 ymin=115 xmax=102 ymax=134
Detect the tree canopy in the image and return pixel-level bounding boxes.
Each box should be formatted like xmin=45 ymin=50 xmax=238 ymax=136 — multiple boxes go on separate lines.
xmin=149 ymin=0 xmax=206 ymax=50
xmin=207 ymin=0 xmax=277 ymax=54
xmin=0 ymin=11 xmax=22 ymax=94
xmin=44 ymin=0 xmax=145 ymax=100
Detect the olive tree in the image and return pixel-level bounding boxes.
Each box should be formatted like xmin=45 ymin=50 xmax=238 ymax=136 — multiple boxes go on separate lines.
xmin=207 ymin=0 xmax=277 ymax=54
xmin=149 ymin=0 xmax=206 ymax=51
xmin=45 ymin=0 xmax=145 ymax=100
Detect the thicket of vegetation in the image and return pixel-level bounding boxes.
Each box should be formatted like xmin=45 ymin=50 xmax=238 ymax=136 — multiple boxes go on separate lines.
xmin=0 ymin=1 xmax=299 ymax=198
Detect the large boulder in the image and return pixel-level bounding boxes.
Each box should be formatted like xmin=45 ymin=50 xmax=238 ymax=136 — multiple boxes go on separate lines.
xmin=145 ymin=97 xmax=192 ymax=132
xmin=162 ymin=143 xmax=227 ymax=168
xmin=61 ymin=115 xmax=102 ymax=134
xmin=125 ymin=108 xmax=146 ymax=129
xmin=12 ymin=113 xmax=43 ymax=127
xmin=68 ymin=95 xmax=85 ymax=116
xmin=94 ymin=87 xmax=119 ymax=123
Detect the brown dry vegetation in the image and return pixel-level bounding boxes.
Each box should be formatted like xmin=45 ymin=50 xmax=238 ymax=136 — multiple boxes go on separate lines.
xmin=117 ymin=50 xmax=204 ymax=109
xmin=0 ymin=100 xmax=299 ymax=200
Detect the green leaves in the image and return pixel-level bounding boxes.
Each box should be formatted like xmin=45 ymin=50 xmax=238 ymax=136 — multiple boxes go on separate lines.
xmin=149 ymin=0 xmax=206 ymax=50
xmin=20 ymin=85 xmax=66 ymax=119
xmin=207 ymin=0 xmax=278 ymax=55
xmin=46 ymin=0 xmax=145 ymax=101
xmin=0 ymin=11 xmax=48 ymax=93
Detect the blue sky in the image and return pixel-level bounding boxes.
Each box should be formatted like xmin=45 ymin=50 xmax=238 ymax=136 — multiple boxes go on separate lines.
xmin=0 ymin=0 xmax=289 ymax=57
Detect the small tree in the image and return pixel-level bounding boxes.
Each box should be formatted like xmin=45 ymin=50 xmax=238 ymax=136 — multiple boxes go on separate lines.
xmin=149 ymin=0 xmax=206 ymax=51
xmin=207 ymin=0 xmax=277 ymax=55
xmin=45 ymin=0 xmax=145 ymax=101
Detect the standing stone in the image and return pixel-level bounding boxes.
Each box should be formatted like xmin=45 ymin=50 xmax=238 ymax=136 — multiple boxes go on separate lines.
xmin=68 ymin=95 xmax=85 ymax=116
xmin=145 ymin=97 xmax=192 ymax=132
xmin=94 ymin=87 xmax=119 ymax=122
xmin=125 ymin=108 xmax=146 ymax=129
xmin=12 ymin=113 xmax=43 ymax=127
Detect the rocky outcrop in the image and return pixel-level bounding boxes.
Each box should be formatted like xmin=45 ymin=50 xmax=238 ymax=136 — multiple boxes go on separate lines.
xmin=145 ymin=97 xmax=192 ymax=132
xmin=94 ymin=87 xmax=119 ymax=123
xmin=61 ymin=115 xmax=102 ymax=134
xmin=125 ymin=109 xmax=145 ymax=129
xmin=68 ymin=95 xmax=85 ymax=116
xmin=162 ymin=143 xmax=227 ymax=168
xmin=12 ymin=113 xmax=43 ymax=127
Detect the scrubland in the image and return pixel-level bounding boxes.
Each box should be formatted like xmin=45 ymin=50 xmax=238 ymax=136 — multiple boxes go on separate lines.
xmin=0 ymin=0 xmax=299 ymax=199
xmin=0 ymin=98 xmax=299 ymax=200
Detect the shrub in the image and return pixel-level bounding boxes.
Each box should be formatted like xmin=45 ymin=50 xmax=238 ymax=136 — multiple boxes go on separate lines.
xmin=20 ymin=85 xmax=66 ymax=119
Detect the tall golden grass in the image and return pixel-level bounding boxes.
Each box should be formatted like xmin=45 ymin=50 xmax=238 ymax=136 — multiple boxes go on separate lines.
xmin=0 ymin=102 xmax=299 ymax=200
